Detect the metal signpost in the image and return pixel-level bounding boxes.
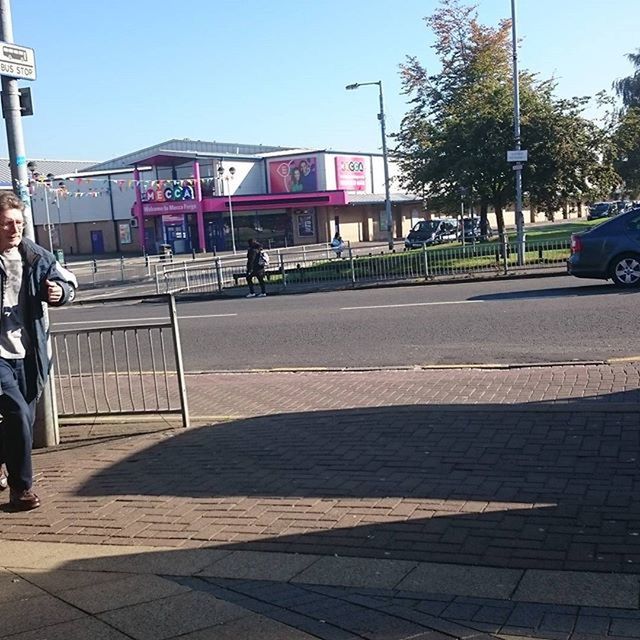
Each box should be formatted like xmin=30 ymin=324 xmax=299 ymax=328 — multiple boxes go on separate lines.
xmin=0 ymin=0 xmax=57 ymax=448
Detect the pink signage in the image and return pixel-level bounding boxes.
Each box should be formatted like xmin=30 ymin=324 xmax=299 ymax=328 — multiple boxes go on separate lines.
xmin=335 ymin=156 xmax=367 ymax=191
xmin=143 ymin=201 xmax=198 ymax=215
xmin=268 ymin=156 xmax=317 ymax=193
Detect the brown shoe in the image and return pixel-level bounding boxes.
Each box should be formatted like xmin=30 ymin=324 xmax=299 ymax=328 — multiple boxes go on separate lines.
xmin=9 ymin=488 xmax=40 ymax=511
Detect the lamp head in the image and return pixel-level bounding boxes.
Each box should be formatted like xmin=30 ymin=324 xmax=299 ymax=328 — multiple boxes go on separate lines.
xmin=229 ymin=166 xmax=236 ymax=176
xmin=217 ymin=166 xmax=224 ymax=177
xmin=345 ymin=83 xmax=359 ymax=90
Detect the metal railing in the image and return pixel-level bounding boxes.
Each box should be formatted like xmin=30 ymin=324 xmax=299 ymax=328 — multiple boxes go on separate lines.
xmin=52 ymin=294 xmax=189 ymax=427
xmin=152 ymin=238 xmax=570 ymax=295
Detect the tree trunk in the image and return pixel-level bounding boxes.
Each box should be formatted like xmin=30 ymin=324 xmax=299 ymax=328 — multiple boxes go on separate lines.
xmin=562 ymin=202 xmax=569 ymax=220
xmin=479 ymin=202 xmax=489 ymax=238
xmin=529 ymin=202 xmax=537 ymax=224
xmin=495 ymin=204 xmax=505 ymax=241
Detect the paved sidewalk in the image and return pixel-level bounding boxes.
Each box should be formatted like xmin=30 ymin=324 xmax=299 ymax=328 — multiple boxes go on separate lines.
xmin=1 ymin=363 xmax=640 ymax=638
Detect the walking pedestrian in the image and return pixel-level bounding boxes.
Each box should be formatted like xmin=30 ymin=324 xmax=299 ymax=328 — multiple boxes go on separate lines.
xmin=245 ymin=238 xmax=267 ymax=298
xmin=0 ymin=192 xmax=72 ymax=511
xmin=330 ymin=231 xmax=344 ymax=258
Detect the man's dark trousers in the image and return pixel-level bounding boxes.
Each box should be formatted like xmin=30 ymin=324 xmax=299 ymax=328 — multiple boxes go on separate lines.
xmin=0 ymin=358 xmax=36 ymax=491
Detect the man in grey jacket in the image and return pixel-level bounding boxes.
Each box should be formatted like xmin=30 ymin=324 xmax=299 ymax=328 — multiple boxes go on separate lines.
xmin=0 ymin=192 xmax=71 ymax=510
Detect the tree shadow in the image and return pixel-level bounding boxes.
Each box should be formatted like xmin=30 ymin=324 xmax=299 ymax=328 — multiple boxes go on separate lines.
xmin=72 ymin=390 xmax=640 ymax=573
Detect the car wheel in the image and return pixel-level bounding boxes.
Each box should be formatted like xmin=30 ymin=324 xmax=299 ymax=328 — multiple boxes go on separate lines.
xmin=67 ymin=286 xmax=76 ymax=302
xmin=610 ymin=254 xmax=640 ymax=287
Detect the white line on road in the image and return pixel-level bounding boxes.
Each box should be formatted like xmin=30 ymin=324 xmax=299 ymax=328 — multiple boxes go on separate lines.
xmin=340 ymin=301 xmax=481 ymax=311
xmin=53 ymin=313 xmax=238 ymax=327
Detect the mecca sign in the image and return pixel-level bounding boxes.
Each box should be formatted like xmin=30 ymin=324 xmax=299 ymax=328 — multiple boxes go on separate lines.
xmin=0 ymin=41 xmax=36 ymax=80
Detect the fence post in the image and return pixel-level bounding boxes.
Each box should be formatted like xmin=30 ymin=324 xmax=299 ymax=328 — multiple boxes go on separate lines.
xmin=168 ymin=295 xmax=190 ymax=429
xmin=349 ymin=242 xmax=356 ymax=285
xmin=183 ymin=263 xmax=189 ymax=291
xmin=155 ymin=264 xmax=161 ymax=294
xmin=502 ymin=235 xmax=509 ymax=275
xmin=279 ymin=252 xmax=287 ymax=289
xmin=213 ymin=256 xmax=223 ymax=291
xmin=423 ymin=244 xmax=430 ymax=279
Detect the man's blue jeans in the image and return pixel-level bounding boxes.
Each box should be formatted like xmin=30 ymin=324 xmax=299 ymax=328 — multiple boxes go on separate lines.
xmin=0 ymin=358 xmax=36 ymax=491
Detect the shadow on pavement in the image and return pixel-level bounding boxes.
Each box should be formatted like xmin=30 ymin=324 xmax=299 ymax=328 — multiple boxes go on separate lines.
xmin=468 ymin=283 xmax=638 ymax=301
xmin=72 ymin=390 xmax=640 ymax=574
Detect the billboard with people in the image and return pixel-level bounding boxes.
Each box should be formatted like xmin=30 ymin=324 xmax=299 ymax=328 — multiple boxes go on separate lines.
xmin=268 ymin=156 xmax=317 ymax=193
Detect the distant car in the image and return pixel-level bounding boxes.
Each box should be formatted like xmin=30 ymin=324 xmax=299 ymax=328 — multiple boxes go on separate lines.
xmin=587 ymin=202 xmax=614 ymax=220
xmin=567 ymin=206 xmax=640 ymax=287
xmin=55 ymin=262 xmax=78 ymax=302
xmin=404 ymin=218 xmax=458 ymax=249
xmin=459 ymin=217 xmax=493 ymax=243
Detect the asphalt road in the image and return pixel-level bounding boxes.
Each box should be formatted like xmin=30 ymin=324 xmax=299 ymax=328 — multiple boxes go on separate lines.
xmin=49 ymin=275 xmax=639 ymax=371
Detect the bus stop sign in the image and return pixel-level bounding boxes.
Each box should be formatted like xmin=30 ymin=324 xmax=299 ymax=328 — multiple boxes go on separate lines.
xmin=0 ymin=41 xmax=36 ymax=80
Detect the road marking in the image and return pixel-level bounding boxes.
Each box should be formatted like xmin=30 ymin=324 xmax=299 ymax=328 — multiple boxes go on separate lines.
xmin=53 ymin=313 xmax=237 ymax=327
xmin=340 ymin=300 xmax=480 ymax=311
xmin=607 ymin=355 xmax=640 ymax=363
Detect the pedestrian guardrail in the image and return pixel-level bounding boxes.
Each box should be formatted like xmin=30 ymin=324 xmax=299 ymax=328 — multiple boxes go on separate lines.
xmin=152 ymin=238 xmax=570 ymax=295
xmin=52 ymin=294 xmax=189 ymax=428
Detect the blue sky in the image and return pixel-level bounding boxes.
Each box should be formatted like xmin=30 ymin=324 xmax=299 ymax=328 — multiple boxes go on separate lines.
xmin=3 ymin=0 xmax=638 ymax=162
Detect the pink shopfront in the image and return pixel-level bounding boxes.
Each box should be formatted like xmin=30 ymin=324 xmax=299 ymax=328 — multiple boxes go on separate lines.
xmin=130 ymin=151 xmax=410 ymax=254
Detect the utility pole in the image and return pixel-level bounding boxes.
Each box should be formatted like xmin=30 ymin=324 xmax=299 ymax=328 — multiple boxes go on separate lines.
xmin=511 ymin=0 xmax=525 ymax=266
xmin=0 ymin=0 xmax=58 ymax=447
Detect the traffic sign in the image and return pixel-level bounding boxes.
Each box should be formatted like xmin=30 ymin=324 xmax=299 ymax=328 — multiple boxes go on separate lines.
xmin=0 ymin=41 xmax=36 ymax=81
xmin=507 ymin=149 xmax=528 ymax=162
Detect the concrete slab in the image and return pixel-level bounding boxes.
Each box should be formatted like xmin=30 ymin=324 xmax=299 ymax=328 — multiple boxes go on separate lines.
xmin=395 ymin=562 xmax=522 ymax=600
xmin=4 ymin=617 xmax=132 ymax=640
xmin=292 ymin=555 xmax=417 ymax=589
xmin=197 ymin=550 xmax=320 ymax=581
xmin=55 ymin=574 xmax=191 ymax=614
xmin=0 ymin=540 xmax=162 ymax=570
xmin=173 ymin=613 xmax=319 ymax=639
xmin=16 ymin=568 xmax=135 ymax=592
xmin=64 ymin=548 xmax=233 ymax=577
xmin=97 ymin=591 xmax=248 ymax=640
xmin=0 ymin=569 xmax=48 ymax=603
xmin=513 ymin=569 xmax=640 ymax=608
xmin=0 ymin=594 xmax=85 ymax=637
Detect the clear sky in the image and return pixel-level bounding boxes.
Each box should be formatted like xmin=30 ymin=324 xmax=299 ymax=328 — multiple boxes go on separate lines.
xmin=2 ymin=0 xmax=637 ymax=162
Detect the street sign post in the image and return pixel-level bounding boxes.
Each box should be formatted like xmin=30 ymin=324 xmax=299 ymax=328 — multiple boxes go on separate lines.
xmin=0 ymin=40 xmax=35 ymax=80
xmin=507 ymin=149 xmax=528 ymax=163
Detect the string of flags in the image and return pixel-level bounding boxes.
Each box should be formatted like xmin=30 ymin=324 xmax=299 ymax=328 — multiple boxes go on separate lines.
xmin=16 ymin=176 xmax=224 ymax=199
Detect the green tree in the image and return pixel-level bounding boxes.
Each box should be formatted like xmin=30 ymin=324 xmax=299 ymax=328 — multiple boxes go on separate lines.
xmin=394 ymin=0 xmax=617 ymax=235
xmin=614 ymin=49 xmax=640 ymax=109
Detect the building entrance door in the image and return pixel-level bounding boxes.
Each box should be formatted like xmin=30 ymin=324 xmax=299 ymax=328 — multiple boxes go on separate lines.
xmin=206 ymin=220 xmax=225 ymax=252
xmin=90 ymin=230 xmax=104 ymax=254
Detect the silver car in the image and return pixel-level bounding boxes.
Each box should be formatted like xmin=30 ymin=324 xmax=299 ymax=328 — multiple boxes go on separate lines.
xmin=567 ymin=207 xmax=640 ymax=287
xmin=55 ymin=262 xmax=78 ymax=302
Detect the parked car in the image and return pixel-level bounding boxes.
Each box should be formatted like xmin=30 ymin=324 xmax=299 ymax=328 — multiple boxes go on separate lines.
xmin=567 ymin=206 xmax=640 ymax=287
xmin=56 ymin=262 xmax=78 ymax=302
xmin=459 ymin=217 xmax=493 ymax=243
xmin=404 ymin=218 xmax=458 ymax=249
xmin=587 ymin=202 xmax=614 ymax=220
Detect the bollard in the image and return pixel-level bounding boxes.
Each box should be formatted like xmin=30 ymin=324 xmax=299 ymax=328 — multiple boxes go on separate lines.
xmin=279 ymin=252 xmax=287 ymax=289
xmin=214 ymin=257 xmax=223 ymax=292
xmin=349 ymin=244 xmax=356 ymax=285
xmin=120 ymin=256 xmax=125 ymax=281
xmin=423 ymin=244 xmax=430 ymax=278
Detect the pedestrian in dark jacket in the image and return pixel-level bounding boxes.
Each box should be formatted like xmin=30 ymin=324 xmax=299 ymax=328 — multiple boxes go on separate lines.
xmin=245 ymin=238 xmax=267 ymax=297
xmin=0 ymin=192 xmax=71 ymax=511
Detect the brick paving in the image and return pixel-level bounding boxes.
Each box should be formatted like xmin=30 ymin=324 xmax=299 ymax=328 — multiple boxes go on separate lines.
xmin=2 ymin=362 xmax=640 ymax=638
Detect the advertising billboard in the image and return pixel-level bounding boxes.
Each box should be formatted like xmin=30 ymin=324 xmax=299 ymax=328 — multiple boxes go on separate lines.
xmin=268 ymin=156 xmax=317 ymax=193
xmin=335 ymin=156 xmax=367 ymax=192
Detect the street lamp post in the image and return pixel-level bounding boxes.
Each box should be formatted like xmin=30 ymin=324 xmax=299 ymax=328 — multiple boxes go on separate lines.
xmin=346 ymin=81 xmax=394 ymax=250
xmin=27 ymin=161 xmax=53 ymax=251
xmin=217 ymin=165 xmax=237 ymax=254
